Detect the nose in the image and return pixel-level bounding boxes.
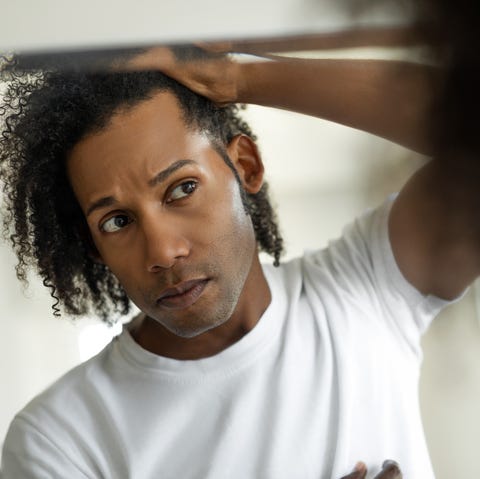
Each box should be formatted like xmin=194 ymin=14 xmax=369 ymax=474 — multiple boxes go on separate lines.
xmin=142 ymin=213 xmax=191 ymax=272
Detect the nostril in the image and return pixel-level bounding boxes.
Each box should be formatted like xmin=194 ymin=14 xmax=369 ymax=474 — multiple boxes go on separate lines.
xmin=149 ymin=264 xmax=161 ymax=273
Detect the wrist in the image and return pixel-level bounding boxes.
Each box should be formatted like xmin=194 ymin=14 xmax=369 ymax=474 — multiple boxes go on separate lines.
xmin=234 ymin=56 xmax=272 ymax=104
xmin=234 ymin=60 xmax=250 ymax=104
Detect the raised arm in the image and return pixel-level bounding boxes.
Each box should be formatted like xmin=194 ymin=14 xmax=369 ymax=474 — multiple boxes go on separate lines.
xmin=242 ymin=54 xmax=479 ymax=299
xmin=126 ymin=47 xmax=436 ymax=155
xmin=125 ymin=41 xmax=480 ymax=300
xmin=238 ymin=57 xmax=435 ymax=155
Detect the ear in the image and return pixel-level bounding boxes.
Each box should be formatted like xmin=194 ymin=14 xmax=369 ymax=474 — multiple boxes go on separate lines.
xmin=226 ymin=134 xmax=264 ymax=194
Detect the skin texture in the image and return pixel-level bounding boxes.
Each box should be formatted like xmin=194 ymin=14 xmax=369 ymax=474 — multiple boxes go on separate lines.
xmin=67 ymin=91 xmax=271 ymax=359
xmin=125 ymin=48 xmax=480 ymax=302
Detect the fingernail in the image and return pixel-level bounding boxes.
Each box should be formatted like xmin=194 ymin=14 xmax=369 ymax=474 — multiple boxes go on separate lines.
xmin=354 ymin=461 xmax=367 ymax=472
xmin=382 ymin=459 xmax=399 ymax=469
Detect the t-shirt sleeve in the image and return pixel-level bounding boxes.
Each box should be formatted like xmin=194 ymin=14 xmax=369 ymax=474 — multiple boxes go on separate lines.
xmin=1 ymin=414 xmax=90 ymax=479
xmin=366 ymin=194 xmax=455 ymax=332
xmin=304 ymin=195 xmax=456 ymax=355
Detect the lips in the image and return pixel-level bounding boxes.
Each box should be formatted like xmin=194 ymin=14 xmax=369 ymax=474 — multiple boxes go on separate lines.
xmin=156 ymin=279 xmax=209 ymax=310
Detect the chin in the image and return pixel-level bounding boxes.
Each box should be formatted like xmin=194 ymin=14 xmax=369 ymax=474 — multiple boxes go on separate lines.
xmin=166 ymin=315 xmax=230 ymax=339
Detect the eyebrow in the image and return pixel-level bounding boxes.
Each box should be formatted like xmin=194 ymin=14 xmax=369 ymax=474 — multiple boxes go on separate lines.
xmin=85 ymin=159 xmax=196 ymax=218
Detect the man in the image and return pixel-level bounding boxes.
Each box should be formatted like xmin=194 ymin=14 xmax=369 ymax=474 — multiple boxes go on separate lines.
xmin=0 ymin=43 xmax=465 ymax=478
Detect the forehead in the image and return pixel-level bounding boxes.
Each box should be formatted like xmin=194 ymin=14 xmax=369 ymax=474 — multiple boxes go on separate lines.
xmin=76 ymin=90 xmax=194 ymax=156
xmin=67 ymin=91 xmax=217 ymax=207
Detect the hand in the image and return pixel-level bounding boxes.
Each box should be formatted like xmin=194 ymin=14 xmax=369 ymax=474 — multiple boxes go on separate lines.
xmin=119 ymin=44 xmax=245 ymax=105
xmin=341 ymin=460 xmax=402 ymax=479
xmin=116 ymin=25 xmax=421 ymax=107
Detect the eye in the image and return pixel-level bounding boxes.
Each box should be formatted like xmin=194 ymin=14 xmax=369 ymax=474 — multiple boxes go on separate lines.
xmin=167 ymin=180 xmax=198 ymax=202
xmin=101 ymin=214 xmax=132 ymax=233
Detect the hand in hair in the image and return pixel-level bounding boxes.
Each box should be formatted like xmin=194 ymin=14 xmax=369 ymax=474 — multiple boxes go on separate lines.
xmin=119 ymin=44 xmax=243 ymax=105
xmin=120 ymin=40 xmax=435 ymax=156
xmin=118 ymin=25 xmax=423 ymax=106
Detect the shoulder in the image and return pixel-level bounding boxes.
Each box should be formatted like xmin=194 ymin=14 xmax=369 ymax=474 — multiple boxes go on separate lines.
xmin=267 ymin=197 xmax=449 ymax=342
xmin=261 ymin=199 xmax=390 ymax=295
xmin=7 ymin=338 xmax=115 ymax=442
xmin=278 ymin=197 xmax=394 ymax=296
xmin=1 ymin=343 xmax=116 ymax=478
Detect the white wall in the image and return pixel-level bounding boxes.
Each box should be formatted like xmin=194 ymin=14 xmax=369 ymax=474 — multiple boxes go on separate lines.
xmin=0 ymin=0 xmax=411 ymax=51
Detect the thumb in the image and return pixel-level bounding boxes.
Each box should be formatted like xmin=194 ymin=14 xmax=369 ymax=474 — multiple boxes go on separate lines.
xmin=115 ymin=46 xmax=176 ymax=72
xmin=374 ymin=460 xmax=403 ymax=479
xmin=340 ymin=461 xmax=368 ymax=479
xmin=194 ymin=40 xmax=234 ymax=54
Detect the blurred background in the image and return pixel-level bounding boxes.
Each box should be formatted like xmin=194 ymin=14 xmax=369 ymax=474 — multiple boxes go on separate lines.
xmin=1 ymin=1 xmax=479 ymax=478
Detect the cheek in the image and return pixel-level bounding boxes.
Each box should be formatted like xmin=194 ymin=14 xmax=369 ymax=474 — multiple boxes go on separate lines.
xmin=211 ymin=182 xmax=256 ymax=254
xmin=88 ymin=229 xmax=138 ymax=279
xmin=210 ymin=179 xmax=249 ymax=226
xmin=189 ymin=178 xmax=242 ymax=239
xmin=229 ymin=181 xmax=254 ymax=236
xmin=99 ymin=249 xmax=135 ymax=280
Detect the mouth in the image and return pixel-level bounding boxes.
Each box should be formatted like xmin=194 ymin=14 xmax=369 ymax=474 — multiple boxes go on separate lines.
xmin=156 ymin=279 xmax=209 ymax=310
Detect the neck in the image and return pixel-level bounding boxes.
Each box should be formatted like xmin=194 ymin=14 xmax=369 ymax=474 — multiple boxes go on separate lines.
xmin=129 ymin=255 xmax=271 ymax=360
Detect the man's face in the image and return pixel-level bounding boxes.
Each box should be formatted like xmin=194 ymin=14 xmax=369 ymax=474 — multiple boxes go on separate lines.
xmin=68 ymin=92 xmax=262 ymax=338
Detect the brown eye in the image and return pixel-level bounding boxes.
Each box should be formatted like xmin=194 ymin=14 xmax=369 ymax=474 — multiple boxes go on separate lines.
xmin=168 ymin=180 xmax=197 ymax=201
xmin=101 ymin=215 xmax=131 ymax=233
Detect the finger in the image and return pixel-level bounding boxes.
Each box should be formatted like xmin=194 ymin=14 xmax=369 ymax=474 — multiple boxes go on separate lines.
xmin=340 ymin=461 xmax=367 ymax=479
xmin=194 ymin=40 xmax=234 ymax=54
xmin=170 ymin=44 xmax=227 ymax=63
xmin=373 ymin=460 xmax=402 ymax=479
xmin=120 ymin=45 xmax=228 ymax=74
xmin=117 ymin=46 xmax=176 ymax=72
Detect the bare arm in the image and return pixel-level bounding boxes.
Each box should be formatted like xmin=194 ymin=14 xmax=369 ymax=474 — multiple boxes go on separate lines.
xmin=236 ymin=57 xmax=435 ymax=155
xmin=389 ymin=159 xmax=480 ymax=300
xmin=125 ymin=41 xmax=480 ymax=300
xmin=126 ymin=48 xmax=436 ymax=155
xmin=244 ymin=56 xmax=479 ymax=299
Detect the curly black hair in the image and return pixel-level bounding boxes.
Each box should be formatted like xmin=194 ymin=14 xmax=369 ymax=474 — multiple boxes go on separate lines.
xmin=0 ymin=55 xmax=283 ymax=323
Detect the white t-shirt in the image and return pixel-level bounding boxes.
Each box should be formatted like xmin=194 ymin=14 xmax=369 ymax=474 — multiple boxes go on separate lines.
xmin=1 ymin=198 xmax=450 ymax=479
